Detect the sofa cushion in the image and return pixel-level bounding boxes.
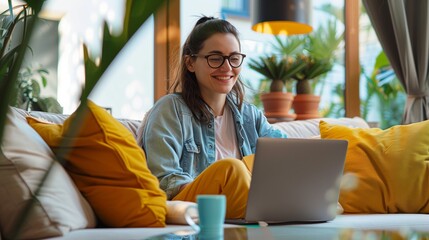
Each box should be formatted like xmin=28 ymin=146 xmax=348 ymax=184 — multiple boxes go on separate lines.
xmin=27 ymin=100 xmax=167 ymax=227
xmin=27 ymin=110 xmax=142 ymax=139
xmin=0 ymin=107 xmax=96 ymax=240
xmin=320 ymin=120 xmax=429 ymax=213
xmin=273 ymin=117 xmax=369 ymax=138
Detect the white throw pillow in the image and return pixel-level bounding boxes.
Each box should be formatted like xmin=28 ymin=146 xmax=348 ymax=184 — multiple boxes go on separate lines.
xmin=273 ymin=117 xmax=370 ymax=138
xmin=0 ymin=108 xmax=96 ymax=239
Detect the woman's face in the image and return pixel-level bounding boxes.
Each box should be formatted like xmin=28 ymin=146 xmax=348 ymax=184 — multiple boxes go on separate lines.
xmin=186 ymin=33 xmax=242 ymax=99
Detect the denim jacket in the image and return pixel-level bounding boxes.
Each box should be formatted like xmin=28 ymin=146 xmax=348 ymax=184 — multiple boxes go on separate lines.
xmin=137 ymin=93 xmax=287 ymax=199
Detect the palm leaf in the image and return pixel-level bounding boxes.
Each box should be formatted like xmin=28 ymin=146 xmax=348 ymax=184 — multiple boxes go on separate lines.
xmin=249 ymin=57 xmax=275 ymax=79
xmin=272 ymin=35 xmax=305 ymax=56
xmin=307 ymin=19 xmax=342 ymax=60
xmin=0 ymin=2 xmax=38 ymax=143
xmin=82 ymin=1 xmax=164 ymax=101
xmin=5 ymin=1 xmax=165 ymax=238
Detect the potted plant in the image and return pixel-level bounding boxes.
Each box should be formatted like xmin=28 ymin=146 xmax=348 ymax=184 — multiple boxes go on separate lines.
xmin=272 ymin=20 xmax=342 ymax=120
xmin=291 ymin=53 xmax=334 ymax=119
xmin=248 ymin=54 xmax=305 ymax=120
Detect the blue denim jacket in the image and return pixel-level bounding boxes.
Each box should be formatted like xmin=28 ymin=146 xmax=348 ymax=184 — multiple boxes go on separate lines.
xmin=138 ymin=93 xmax=287 ymax=199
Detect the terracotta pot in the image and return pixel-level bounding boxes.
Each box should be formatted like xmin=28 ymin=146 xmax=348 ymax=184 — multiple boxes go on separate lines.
xmin=260 ymin=92 xmax=296 ymax=119
xmin=293 ymin=94 xmax=321 ymax=120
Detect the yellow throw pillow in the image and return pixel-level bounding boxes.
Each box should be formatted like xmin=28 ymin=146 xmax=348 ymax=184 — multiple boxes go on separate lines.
xmin=320 ymin=120 xmax=429 ymax=213
xmin=27 ymin=100 xmax=167 ymax=227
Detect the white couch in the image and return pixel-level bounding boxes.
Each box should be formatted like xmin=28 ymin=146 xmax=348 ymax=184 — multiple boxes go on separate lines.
xmin=1 ymin=107 xmax=428 ymax=240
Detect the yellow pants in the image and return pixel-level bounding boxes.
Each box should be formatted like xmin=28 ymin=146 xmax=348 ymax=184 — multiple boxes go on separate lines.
xmin=172 ymin=158 xmax=252 ymax=219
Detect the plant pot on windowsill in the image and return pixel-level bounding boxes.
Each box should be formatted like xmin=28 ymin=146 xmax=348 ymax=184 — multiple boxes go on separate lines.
xmin=292 ymin=79 xmax=321 ymax=120
xmin=248 ymin=55 xmax=306 ymax=121
xmin=291 ymin=54 xmax=334 ymax=120
xmin=260 ymin=90 xmax=295 ymax=119
xmin=259 ymin=78 xmax=296 ymax=120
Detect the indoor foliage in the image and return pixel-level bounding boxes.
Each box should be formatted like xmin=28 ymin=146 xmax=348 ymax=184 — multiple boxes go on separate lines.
xmin=0 ymin=0 xmax=165 ymax=238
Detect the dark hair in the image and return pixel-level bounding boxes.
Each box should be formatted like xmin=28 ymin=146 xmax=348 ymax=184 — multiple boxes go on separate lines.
xmin=169 ymin=16 xmax=245 ymax=123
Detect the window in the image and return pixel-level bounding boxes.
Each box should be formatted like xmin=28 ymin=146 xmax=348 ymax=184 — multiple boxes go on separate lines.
xmin=221 ymin=0 xmax=249 ymax=18
xmin=358 ymin=2 xmax=405 ymax=129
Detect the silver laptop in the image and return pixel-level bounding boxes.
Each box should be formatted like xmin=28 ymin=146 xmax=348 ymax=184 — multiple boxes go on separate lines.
xmin=226 ymin=138 xmax=348 ymax=224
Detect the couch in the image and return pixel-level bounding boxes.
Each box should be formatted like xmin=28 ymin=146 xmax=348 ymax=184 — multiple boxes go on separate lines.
xmin=1 ymin=105 xmax=428 ymax=240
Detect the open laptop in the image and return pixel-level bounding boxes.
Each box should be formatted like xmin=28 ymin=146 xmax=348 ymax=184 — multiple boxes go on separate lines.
xmin=226 ymin=138 xmax=348 ymax=225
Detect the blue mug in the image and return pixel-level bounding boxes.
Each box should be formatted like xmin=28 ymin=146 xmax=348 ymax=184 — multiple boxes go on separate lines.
xmin=185 ymin=195 xmax=226 ymax=238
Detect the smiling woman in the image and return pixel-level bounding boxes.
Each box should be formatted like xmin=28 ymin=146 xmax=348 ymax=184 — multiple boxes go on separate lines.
xmin=138 ymin=16 xmax=288 ymax=219
xmin=186 ymin=32 xmax=243 ymax=108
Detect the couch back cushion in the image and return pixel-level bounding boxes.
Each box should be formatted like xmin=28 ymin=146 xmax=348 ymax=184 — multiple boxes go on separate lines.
xmin=0 ymin=107 xmax=96 ymax=240
xmin=320 ymin=120 xmax=429 ymax=213
xmin=27 ymin=100 xmax=167 ymax=227
xmin=28 ymin=110 xmax=141 ymax=139
xmin=273 ymin=117 xmax=369 ymax=138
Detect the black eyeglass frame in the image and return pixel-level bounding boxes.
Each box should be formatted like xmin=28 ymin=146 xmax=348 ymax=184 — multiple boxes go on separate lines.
xmin=190 ymin=53 xmax=247 ymax=69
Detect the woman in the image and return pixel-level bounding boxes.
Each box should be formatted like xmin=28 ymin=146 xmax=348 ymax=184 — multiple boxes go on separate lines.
xmin=138 ymin=16 xmax=287 ymax=219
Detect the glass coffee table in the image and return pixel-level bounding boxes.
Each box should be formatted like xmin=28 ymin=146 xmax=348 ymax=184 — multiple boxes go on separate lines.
xmin=146 ymin=225 xmax=429 ymax=240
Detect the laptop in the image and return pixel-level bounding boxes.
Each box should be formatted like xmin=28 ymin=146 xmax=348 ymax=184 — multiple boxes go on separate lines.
xmin=226 ymin=138 xmax=348 ymax=225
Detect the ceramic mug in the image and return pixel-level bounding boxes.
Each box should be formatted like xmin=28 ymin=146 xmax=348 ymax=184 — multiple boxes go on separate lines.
xmin=184 ymin=195 xmax=226 ymax=238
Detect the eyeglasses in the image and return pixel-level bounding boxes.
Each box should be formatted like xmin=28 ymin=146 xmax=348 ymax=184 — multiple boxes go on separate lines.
xmin=191 ymin=53 xmax=246 ymax=69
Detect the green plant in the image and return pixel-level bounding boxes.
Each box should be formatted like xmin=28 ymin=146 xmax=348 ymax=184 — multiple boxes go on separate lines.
xmin=1 ymin=3 xmax=62 ymax=115
xmin=248 ymin=54 xmax=306 ymax=92
xmin=271 ymin=35 xmax=306 ymax=56
xmin=12 ymin=65 xmax=63 ymax=113
xmin=1 ymin=2 xmax=35 ymax=139
xmin=292 ymin=54 xmax=333 ymax=94
xmin=272 ymin=19 xmax=342 ymax=95
xmin=360 ymin=51 xmax=405 ymax=129
xmin=0 ymin=1 xmax=164 ymax=238
xmin=323 ymin=50 xmax=405 ymax=129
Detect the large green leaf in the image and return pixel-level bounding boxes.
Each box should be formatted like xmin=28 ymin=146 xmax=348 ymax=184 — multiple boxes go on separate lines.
xmin=0 ymin=1 xmax=40 ymax=143
xmin=82 ymin=0 xmax=165 ymax=101
xmin=371 ymin=51 xmax=391 ymax=78
xmin=271 ymin=35 xmax=306 ymax=56
xmin=306 ymin=19 xmax=342 ymax=61
xmin=5 ymin=1 xmax=165 ymax=238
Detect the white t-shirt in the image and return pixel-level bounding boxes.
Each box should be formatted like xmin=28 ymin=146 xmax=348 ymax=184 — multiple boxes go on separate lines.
xmin=214 ymin=105 xmax=242 ymax=160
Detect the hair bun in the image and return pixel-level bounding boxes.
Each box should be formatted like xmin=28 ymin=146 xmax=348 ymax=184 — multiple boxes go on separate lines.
xmin=195 ymin=16 xmax=216 ymax=26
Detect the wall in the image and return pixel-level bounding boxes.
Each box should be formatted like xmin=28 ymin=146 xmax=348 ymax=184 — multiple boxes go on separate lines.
xmin=180 ymin=0 xmax=222 ymax=42
xmin=24 ymin=19 xmax=59 ymax=100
